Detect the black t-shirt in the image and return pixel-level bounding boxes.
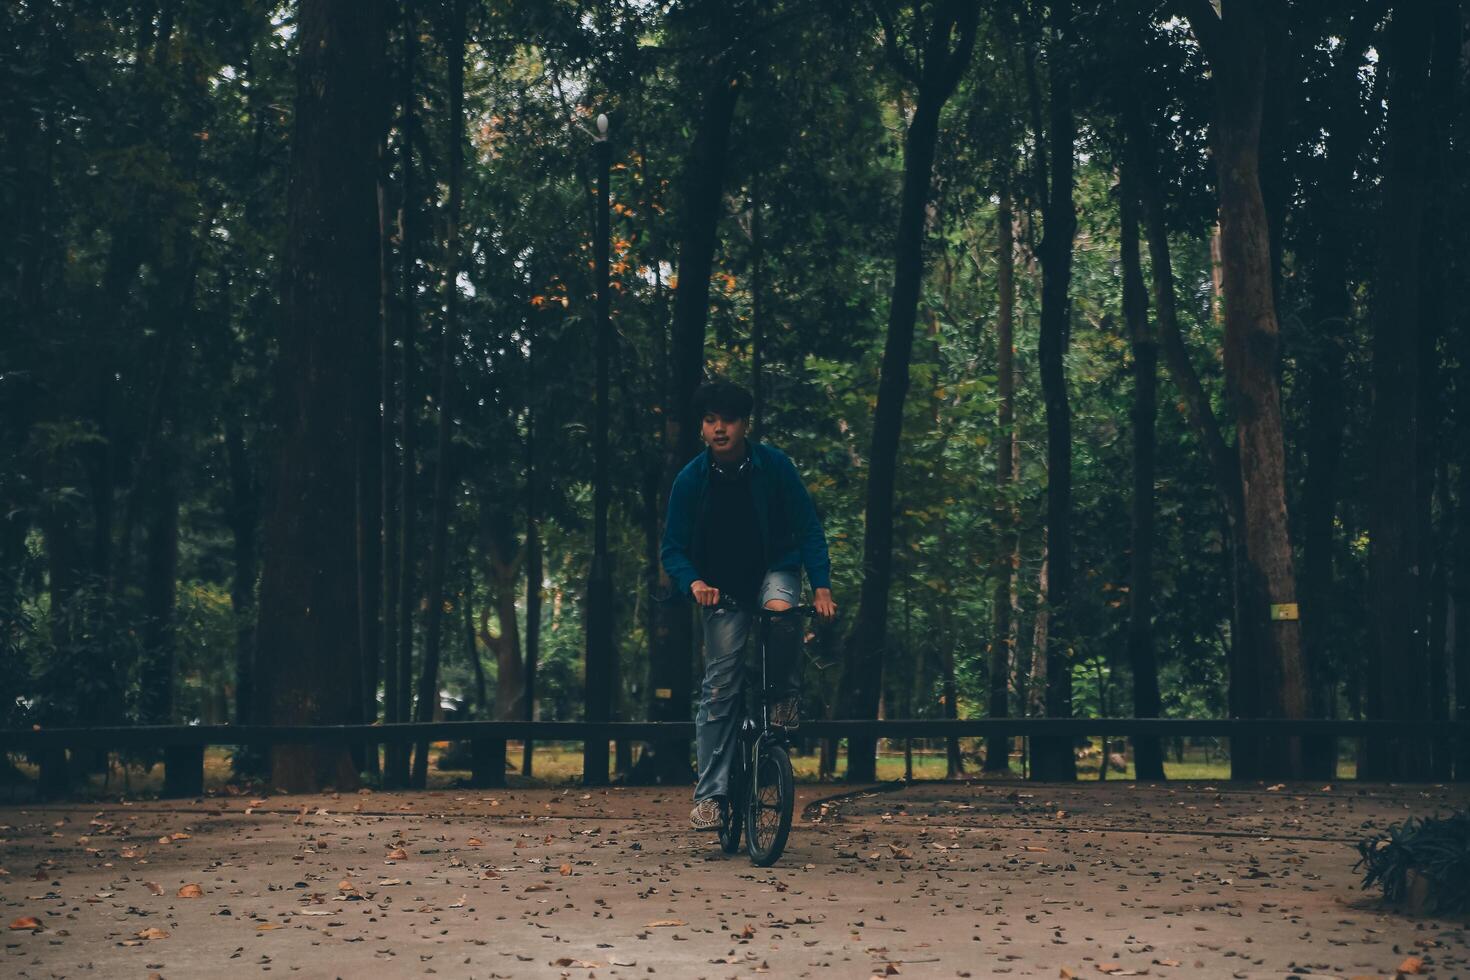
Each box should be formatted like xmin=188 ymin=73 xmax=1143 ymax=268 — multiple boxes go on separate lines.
xmin=701 ymin=466 xmax=765 ymax=604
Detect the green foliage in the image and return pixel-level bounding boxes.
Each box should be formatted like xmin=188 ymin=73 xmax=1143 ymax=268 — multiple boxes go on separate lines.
xmin=1356 ymin=813 xmax=1470 ymax=913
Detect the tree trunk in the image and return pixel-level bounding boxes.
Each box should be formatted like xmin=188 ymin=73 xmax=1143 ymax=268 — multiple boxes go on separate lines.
xmin=481 ymin=509 xmax=525 ymax=788
xmin=1030 ymin=0 xmax=1077 ymax=783
xmin=466 ymin=568 xmax=486 ymax=715
xmin=925 ymin=303 xmax=962 ymax=778
xmin=986 ymin=190 xmax=1018 ymax=773
xmin=841 ymin=94 xmax=943 ymax=782
xmin=1122 ymin=90 xmax=1251 ymax=775
xmin=389 ymin=0 xmax=420 ymax=789
xmin=584 ymin=127 xmax=614 ymax=787
xmin=411 ymin=0 xmax=465 ymax=789
xmin=1365 ymin=0 xmax=1434 ymax=781
xmin=1119 ymin=174 xmax=1164 ymax=781
xmin=225 ymin=421 xmax=258 ymax=733
xmin=377 ymin=131 xmax=400 ymax=780
xmin=646 ymin=38 xmax=742 ymax=786
xmin=1212 ymin=4 xmax=1307 ymax=780
xmin=1296 ymin=6 xmax=1378 ymax=783
xmin=842 ymin=0 xmax=976 ymax=783
xmin=522 ymin=335 xmax=542 ymax=779
xmin=1455 ymin=409 xmax=1470 ymax=782
xmin=356 ymin=259 xmax=383 ymax=780
xmin=1029 ymin=540 xmax=1049 ymax=721
xmin=141 ymin=326 xmax=182 ymax=725
xmin=256 ymin=0 xmax=384 ymax=792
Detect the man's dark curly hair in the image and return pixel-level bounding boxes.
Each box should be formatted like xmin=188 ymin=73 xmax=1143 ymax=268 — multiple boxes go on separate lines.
xmin=691 ymin=378 xmax=753 ymax=422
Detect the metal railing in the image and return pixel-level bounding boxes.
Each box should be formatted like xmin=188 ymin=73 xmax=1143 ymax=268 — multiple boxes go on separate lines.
xmin=4 ymin=718 xmax=1466 ymax=798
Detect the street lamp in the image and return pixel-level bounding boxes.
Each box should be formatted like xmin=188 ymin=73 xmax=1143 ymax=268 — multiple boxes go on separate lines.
xmin=584 ymin=112 xmax=613 ymax=787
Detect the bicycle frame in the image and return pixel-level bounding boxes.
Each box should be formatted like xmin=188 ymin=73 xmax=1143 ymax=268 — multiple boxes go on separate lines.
xmin=711 ymin=595 xmax=814 ymax=864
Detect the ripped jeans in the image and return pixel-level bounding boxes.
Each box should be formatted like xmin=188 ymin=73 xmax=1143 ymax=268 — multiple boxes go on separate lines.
xmin=693 ymin=570 xmax=802 ymax=802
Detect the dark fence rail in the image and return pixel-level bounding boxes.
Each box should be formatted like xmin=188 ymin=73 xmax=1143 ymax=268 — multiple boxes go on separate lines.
xmin=4 ymin=719 xmax=1466 ymax=799
xmin=4 ymin=717 xmax=1469 ymax=750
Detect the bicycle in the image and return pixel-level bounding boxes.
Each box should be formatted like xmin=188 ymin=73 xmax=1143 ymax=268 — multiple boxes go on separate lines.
xmin=707 ymin=595 xmax=817 ymax=867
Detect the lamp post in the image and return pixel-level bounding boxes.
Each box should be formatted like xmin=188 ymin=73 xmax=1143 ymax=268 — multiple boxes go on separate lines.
xmin=583 ymin=112 xmax=613 ymax=786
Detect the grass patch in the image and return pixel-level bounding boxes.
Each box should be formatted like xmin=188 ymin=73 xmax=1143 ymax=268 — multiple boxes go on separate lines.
xmin=4 ymin=739 xmax=1359 ymax=801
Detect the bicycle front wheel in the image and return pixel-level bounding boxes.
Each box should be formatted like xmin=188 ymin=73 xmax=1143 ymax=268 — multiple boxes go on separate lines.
xmin=745 ymin=741 xmax=794 ymax=866
xmin=719 ymin=750 xmax=745 ymax=854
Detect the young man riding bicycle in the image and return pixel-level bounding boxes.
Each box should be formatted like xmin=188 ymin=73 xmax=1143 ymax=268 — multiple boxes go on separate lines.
xmin=661 ymin=379 xmax=837 ymax=831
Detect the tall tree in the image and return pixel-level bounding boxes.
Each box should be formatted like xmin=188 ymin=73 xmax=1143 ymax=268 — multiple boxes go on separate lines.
xmin=1028 ymin=0 xmax=1078 ymax=782
xmin=478 ymin=506 xmax=525 ymax=788
xmin=1119 ymin=40 xmax=1250 ymax=775
xmin=255 ymin=0 xmax=385 ymax=792
xmin=412 ymin=0 xmax=468 ymax=789
xmin=986 ymin=190 xmax=1019 ymax=773
xmin=388 ymin=0 xmax=422 ymax=789
xmin=841 ymin=0 xmax=977 ymax=782
xmin=1181 ymin=0 xmax=1307 ymax=778
xmin=377 ymin=125 xmax=401 ymax=781
xmin=584 ymin=112 xmax=614 ymax=787
xmin=1364 ymin=0 xmax=1435 ymax=780
xmin=521 ymin=334 xmax=543 ymax=779
xmin=1296 ymin=5 xmax=1379 ymax=780
xmin=645 ymin=2 xmax=744 ymax=785
xmin=1118 ymin=173 xmax=1164 ymax=780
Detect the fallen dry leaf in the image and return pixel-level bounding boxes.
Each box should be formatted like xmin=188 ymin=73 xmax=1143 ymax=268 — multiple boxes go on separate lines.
xmin=1023 ymin=845 xmax=1049 ymax=852
xmin=1399 ymin=956 xmax=1425 ymax=975
xmin=646 ymin=919 xmax=686 ymax=928
xmin=9 ymin=916 xmax=42 ymax=932
xmin=136 ymin=926 xmax=170 ymax=940
xmin=256 ymin=922 xmax=283 ymax=931
xmin=553 ymin=958 xmax=603 ymax=969
xmin=559 ymin=863 xmax=573 ymax=876
xmin=466 ymin=837 xmax=484 ymax=847
xmin=177 ymin=883 xmax=204 ymax=898
xmin=144 ymin=881 xmax=164 ymax=896
xmin=386 ymin=847 xmax=408 ymax=860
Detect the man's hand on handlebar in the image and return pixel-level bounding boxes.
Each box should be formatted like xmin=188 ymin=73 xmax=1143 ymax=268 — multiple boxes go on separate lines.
xmin=691 ymin=580 xmax=721 ymax=607
xmin=813 ymin=587 xmax=837 ymax=623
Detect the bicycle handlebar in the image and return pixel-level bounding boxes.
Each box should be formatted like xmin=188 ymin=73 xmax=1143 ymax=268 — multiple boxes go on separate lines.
xmin=710 ymin=595 xmax=819 ymax=618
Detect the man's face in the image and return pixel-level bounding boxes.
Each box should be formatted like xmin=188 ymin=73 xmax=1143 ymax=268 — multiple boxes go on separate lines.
xmin=701 ymin=412 xmax=749 ymax=458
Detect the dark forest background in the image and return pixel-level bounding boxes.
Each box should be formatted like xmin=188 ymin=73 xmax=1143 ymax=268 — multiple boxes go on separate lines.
xmin=3 ymin=0 xmax=1468 ymax=790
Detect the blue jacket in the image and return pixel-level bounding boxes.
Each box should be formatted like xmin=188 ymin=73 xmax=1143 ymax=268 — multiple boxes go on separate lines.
xmin=661 ymin=442 xmax=832 ymax=598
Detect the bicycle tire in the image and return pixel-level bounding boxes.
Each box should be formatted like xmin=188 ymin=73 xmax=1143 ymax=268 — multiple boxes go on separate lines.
xmin=745 ymin=741 xmax=794 ymax=866
xmin=719 ymin=746 xmax=745 ymax=854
